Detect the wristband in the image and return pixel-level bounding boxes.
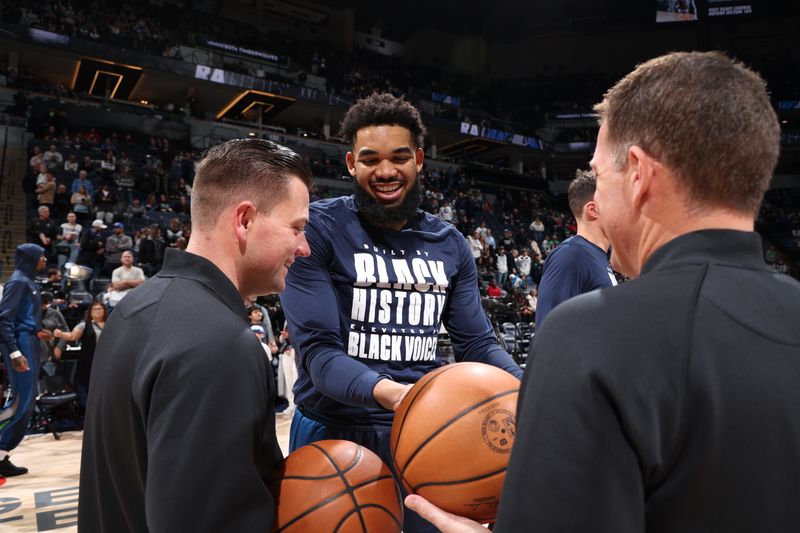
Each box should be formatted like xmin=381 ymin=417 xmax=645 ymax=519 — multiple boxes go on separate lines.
xmin=9 ymin=350 xmax=23 ymax=360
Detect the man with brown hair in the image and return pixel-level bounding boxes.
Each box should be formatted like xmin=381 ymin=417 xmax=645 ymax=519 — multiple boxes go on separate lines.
xmin=79 ymin=139 xmax=313 ymax=532
xmin=534 ymin=169 xmax=616 ymax=327
xmin=406 ymin=51 xmax=800 ymax=532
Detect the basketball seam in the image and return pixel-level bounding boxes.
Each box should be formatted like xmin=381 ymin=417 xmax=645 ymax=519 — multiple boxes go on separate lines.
xmin=333 ymin=503 xmax=403 ymax=532
xmin=398 ymin=388 xmax=518 ymax=482
xmin=317 ymin=443 xmax=368 ymax=533
xmin=276 ymin=442 xmax=364 ymax=482
xmin=412 ymin=466 xmax=506 ymax=490
xmin=276 ymin=474 xmax=399 ymax=532
xmin=391 ymin=365 xmax=460 ymax=461
xmin=275 ymin=445 xmax=368 ymax=532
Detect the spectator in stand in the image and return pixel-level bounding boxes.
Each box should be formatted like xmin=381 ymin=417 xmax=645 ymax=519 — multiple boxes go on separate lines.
xmin=57 ymin=212 xmax=82 ymax=269
xmin=125 ymin=196 xmax=147 ymax=221
xmin=64 ymin=154 xmax=79 ymax=174
xmin=36 ymin=171 xmax=56 ymax=209
xmin=40 ymin=292 xmax=69 ymax=374
xmin=103 ymin=251 xmax=146 ymax=309
xmin=174 ymin=195 xmax=190 ymax=215
xmin=117 ymin=151 xmax=134 ymax=172
xmin=94 ymin=183 xmax=117 ymax=225
xmin=52 ymin=183 xmax=71 ymax=220
xmin=155 ymin=193 xmax=173 ymax=212
xmin=84 ymin=128 xmax=100 ymax=147
xmin=495 ymin=246 xmax=510 ymax=289
xmin=77 ymin=220 xmax=107 ymax=272
xmin=530 ymin=217 xmax=545 ymax=244
xmin=485 ymin=228 xmax=496 ymax=253
xmin=176 ymin=177 xmax=192 ymax=196
xmin=43 ymin=144 xmax=63 ymax=171
xmin=438 ymin=200 xmax=454 ymax=222
xmin=165 ymin=218 xmax=183 ymax=244
xmin=515 ymin=248 xmax=533 ymax=288
xmin=99 ymin=150 xmax=116 ymax=183
xmin=33 ymin=163 xmax=48 ymax=189
xmin=114 ymin=166 xmax=135 ymax=203
xmin=29 ymin=206 xmax=57 ymax=261
xmin=137 ymin=225 xmax=164 ymax=276
xmin=467 ymin=230 xmax=483 ymax=261
xmin=143 ymin=193 xmax=157 ymax=211
xmin=248 ymin=305 xmax=277 ymax=357
xmin=70 ymin=184 xmax=93 ymax=221
xmin=500 ymin=228 xmax=515 ymax=250
xmin=250 ymin=325 xmax=273 ymax=361
xmin=518 ymin=290 xmax=535 ymax=323
xmin=29 ymin=145 xmax=44 ymax=171
xmin=53 ymin=302 xmax=108 ymax=408
xmin=486 ymin=278 xmax=502 ymax=298
xmin=79 ymin=155 xmax=95 ymax=177
xmin=104 ymin=222 xmax=133 ymax=275
xmin=535 ymin=170 xmax=617 ymax=328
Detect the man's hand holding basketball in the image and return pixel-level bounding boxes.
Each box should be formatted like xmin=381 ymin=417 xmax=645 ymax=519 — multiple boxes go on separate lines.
xmin=373 ymin=379 xmax=412 ymax=411
xmin=404 ymin=494 xmax=488 ymax=532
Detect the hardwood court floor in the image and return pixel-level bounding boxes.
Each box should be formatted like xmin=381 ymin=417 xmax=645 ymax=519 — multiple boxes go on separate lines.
xmin=1 ymin=412 xmax=294 ymax=532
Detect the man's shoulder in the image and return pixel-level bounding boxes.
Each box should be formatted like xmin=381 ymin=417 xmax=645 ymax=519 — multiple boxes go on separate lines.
xmin=115 ymin=275 xmax=241 ymax=329
xmin=546 ymin=237 xmax=595 ymax=264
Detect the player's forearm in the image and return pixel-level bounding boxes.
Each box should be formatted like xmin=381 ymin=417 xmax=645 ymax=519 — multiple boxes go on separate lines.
xmin=306 ymin=344 xmax=385 ymax=409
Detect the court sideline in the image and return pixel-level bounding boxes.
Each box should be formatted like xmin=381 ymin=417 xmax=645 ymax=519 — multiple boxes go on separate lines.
xmin=0 ymin=414 xmax=293 ymax=532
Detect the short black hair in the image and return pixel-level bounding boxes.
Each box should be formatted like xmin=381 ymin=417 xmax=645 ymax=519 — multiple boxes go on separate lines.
xmin=339 ymin=92 xmax=426 ymax=149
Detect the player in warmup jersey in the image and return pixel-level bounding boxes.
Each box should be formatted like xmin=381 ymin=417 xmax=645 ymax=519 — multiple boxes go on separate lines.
xmin=281 ymin=93 xmax=522 ymax=532
xmin=535 ymin=170 xmax=616 ymax=327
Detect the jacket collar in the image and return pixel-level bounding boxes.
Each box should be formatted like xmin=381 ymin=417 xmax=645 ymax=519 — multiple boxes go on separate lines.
xmin=641 ymin=229 xmax=765 ymax=276
xmin=157 ymin=248 xmax=247 ymax=318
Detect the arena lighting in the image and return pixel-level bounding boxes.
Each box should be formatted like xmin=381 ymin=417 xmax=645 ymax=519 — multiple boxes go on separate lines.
xmin=71 ymin=57 xmax=144 ymax=100
xmin=215 ymin=90 xmax=295 ymax=122
xmin=440 ymin=137 xmax=504 ymax=158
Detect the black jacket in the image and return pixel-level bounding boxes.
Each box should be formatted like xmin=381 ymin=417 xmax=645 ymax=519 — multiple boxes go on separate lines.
xmin=79 ymin=248 xmax=283 ymax=532
xmin=496 ymin=230 xmax=800 ymax=532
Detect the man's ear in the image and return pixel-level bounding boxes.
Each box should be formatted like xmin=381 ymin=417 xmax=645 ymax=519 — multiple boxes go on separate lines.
xmin=415 ymin=147 xmax=424 ymax=173
xmin=583 ymin=200 xmax=599 ymax=221
xmin=627 ymin=145 xmax=654 ymax=209
xmin=345 ymin=151 xmax=357 ymax=177
xmin=234 ymin=201 xmax=257 ymax=243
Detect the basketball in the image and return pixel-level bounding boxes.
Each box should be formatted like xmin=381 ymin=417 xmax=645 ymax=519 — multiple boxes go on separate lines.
xmin=269 ymin=439 xmax=403 ymax=532
xmin=391 ymin=362 xmax=520 ymax=521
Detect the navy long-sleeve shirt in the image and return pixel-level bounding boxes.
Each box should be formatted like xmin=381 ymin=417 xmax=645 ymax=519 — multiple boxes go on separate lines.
xmin=535 ymin=235 xmax=617 ymax=327
xmin=281 ymin=196 xmax=522 ymax=426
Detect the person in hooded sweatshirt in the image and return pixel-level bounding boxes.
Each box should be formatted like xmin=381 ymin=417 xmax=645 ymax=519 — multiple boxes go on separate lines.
xmin=0 ymin=243 xmax=50 ymax=478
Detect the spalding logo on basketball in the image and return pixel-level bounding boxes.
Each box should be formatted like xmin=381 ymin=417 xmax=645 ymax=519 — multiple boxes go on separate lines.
xmin=390 ymin=362 xmax=520 ymax=522
xmin=481 ymin=407 xmax=515 ymax=454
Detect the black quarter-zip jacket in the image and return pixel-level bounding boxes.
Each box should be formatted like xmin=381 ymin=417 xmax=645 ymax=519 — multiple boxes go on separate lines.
xmin=79 ymin=248 xmax=282 ymax=533
xmin=496 ymin=230 xmax=800 ymax=533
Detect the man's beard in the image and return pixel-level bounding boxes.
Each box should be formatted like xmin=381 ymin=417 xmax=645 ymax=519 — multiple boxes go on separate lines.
xmin=354 ymin=178 xmax=423 ymax=227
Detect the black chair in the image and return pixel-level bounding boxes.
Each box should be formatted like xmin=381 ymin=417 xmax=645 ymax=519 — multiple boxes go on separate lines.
xmin=29 ymin=374 xmax=81 ymax=439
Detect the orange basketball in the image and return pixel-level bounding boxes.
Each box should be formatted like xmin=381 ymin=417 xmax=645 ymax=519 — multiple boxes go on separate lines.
xmin=269 ymin=439 xmax=403 ymax=532
xmin=390 ymin=362 xmax=520 ymax=522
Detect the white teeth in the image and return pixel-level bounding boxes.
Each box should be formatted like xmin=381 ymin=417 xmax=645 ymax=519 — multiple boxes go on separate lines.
xmin=374 ymin=183 xmax=402 ymax=193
